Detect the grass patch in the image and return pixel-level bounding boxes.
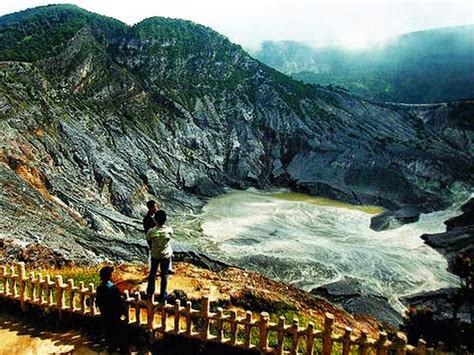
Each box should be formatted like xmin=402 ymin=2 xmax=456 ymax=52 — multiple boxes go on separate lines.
xmin=228 ymin=290 xmax=320 ymax=350
xmin=230 ymin=290 xmax=297 ymax=314
xmin=271 ymin=192 xmax=383 ymax=214
xmin=38 ymin=265 xmax=101 ymax=286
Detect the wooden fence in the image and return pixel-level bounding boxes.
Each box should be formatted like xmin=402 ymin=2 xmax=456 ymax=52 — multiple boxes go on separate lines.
xmin=0 ymin=262 xmax=467 ymax=354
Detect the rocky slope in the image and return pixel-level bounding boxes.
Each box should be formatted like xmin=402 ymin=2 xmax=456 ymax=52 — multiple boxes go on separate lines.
xmin=311 ymin=277 xmax=404 ymax=327
xmin=421 ymin=198 xmax=474 ymax=273
xmin=0 ymin=5 xmax=473 ymax=264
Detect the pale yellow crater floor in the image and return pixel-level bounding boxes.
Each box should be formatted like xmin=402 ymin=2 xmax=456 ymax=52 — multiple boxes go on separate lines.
xmin=271 ymin=191 xmax=384 ymax=214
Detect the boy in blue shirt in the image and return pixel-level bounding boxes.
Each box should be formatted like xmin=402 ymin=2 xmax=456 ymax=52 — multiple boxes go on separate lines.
xmin=96 ymin=266 xmax=128 ymax=352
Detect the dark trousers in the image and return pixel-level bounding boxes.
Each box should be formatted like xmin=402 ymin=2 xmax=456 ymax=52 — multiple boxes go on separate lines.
xmin=102 ymin=317 xmax=128 ymax=352
xmin=147 ymin=257 xmax=171 ymax=299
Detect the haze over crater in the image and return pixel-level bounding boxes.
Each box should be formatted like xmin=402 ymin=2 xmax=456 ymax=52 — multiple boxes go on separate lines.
xmin=1 ymin=0 xmax=472 ymax=50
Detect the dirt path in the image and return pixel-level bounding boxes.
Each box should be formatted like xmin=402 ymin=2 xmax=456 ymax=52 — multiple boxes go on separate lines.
xmin=0 ymin=313 xmax=107 ymax=355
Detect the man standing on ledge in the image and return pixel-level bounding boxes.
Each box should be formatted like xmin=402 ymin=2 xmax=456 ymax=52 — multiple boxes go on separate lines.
xmin=146 ymin=210 xmax=173 ymax=301
xmin=143 ymin=200 xmax=174 ymax=273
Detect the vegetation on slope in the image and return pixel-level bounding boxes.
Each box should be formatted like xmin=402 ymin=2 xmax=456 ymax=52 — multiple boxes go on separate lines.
xmin=0 ymin=4 xmax=325 ymax=115
xmin=0 ymin=4 xmax=128 ymax=62
xmin=252 ymin=26 xmax=474 ymax=103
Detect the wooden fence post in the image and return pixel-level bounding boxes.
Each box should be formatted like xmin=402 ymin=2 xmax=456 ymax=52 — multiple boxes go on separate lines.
xmin=276 ymin=316 xmax=285 ymax=355
xmin=259 ymin=312 xmax=270 ymax=353
xmin=29 ymin=272 xmax=36 ymax=303
xmin=11 ymin=264 xmax=18 ymax=299
xmin=230 ymin=310 xmax=237 ymax=346
xmin=174 ymin=299 xmax=181 ymax=334
xmin=375 ymin=331 xmax=388 ymax=355
xmin=322 ymin=313 xmax=334 ymax=355
xmin=436 ymin=341 xmax=445 ymax=353
xmin=37 ymin=273 xmax=44 ymax=305
xmin=0 ymin=266 xmax=7 ymax=296
xmin=67 ymin=279 xmax=75 ymax=311
xmin=357 ymin=330 xmax=369 ymax=355
xmin=291 ymin=318 xmax=299 ymax=355
xmin=7 ymin=265 xmax=13 ymax=297
xmin=6 ymin=266 xmax=13 ymax=297
xmin=123 ymin=290 xmax=131 ymax=323
xmin=243 ymin=311 xmax=253 ymax=348
xmin=305 ymin=322 xmax=315 ymax=355
xmin=55 ymin=275 xmax=65 ymax=313
xmin=200 ymin=296 xmax=210 ymax=340
xmin=45 ymin=275 xmax=53 ymax=306
xmin=89 ymin=283 xmax=97 ymax=316
xmin=216 ymin=307 xmax=224 ymax=342
xmin=146 ymin=295 xmax=155 ymax=333
xmin=416 ymin=338 xmax=427 ymax=355
xmin=342 ymin=327 xmax=353 ymax=355
xmin=161 ymin=300 xmax=168 ymax=332
xmin=185 ymin=301 xmax=192 ymax=336
xmin=134 ymin=292 xmax=141 ymax=326
xmin=79 ymin=281 xmax=86 ymax=314
xmin=393 ymin=332 xmax=407 ymax=355
xmin=18 ymin=262 xmax=27 ymax=310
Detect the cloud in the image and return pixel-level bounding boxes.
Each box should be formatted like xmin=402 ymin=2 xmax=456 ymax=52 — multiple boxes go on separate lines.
xmin=1 ymin=0 xmax=472 ymax=49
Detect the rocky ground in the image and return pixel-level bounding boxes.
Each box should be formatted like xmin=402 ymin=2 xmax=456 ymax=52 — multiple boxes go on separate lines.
xmin=404 ymin=198 xmax=474 ymax=323
xmin=0 ymin=312 xmax=105 ymax=355
xmin=421 ymin=198 xmax=474 ymax=270
xmin=106 ymin=262 xmax=382 ymax=336
xmin=311 ymin=277 xmax=404 ymax=328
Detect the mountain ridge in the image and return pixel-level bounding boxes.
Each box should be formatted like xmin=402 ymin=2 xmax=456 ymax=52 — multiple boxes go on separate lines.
xmin=0 ymin=5 xmax=472 ymax=264
xmin=251 ymin=25 xmax=474 ymax=103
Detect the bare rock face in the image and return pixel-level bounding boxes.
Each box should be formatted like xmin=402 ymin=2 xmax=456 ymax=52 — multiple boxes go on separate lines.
xmin=0 ymin=5 xmax=473 ymax=263
xmin=445 ymin=199 xmax=474 ymax=231
xmin=400 ymin=198 xmax=473 ymax=328
xmin=401 ymin=288 xmax=472 ymax=324
xmin=311 ymin=277 xmax=404 ymax=327
xmin=421 ymin=198 xmax=474 ymax=272
xmin=370 ymin=206 xmax=420 ymax=231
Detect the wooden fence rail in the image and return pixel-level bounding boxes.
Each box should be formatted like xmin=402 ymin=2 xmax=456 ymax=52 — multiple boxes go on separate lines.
xmin=0 ymin=263 xmax=467 ymax=354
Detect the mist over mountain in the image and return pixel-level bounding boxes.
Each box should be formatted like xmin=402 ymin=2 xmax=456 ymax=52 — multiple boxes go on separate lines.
xmin=0 ymin=5 xmax=472 ymax=263
xmin=251 ymin=25 xmax=474 ymax=103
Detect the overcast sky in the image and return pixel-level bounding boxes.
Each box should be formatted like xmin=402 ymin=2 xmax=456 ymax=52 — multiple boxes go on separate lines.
xmin=1 ymin=0 xmax=473 ymax=49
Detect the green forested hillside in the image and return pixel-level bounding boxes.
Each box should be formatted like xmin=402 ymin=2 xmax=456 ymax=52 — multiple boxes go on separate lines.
xmin=252 ymin=26 xmax=474 ymax=103
xmin=0 ymin=4 xmax=127 ymax=62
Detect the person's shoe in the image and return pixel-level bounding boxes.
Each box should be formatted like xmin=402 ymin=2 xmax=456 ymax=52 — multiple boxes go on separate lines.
xmin=157 ymin=293 xmax=168 ymax=303
xmin=143 ymin=293 xmax=154 ymax=301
